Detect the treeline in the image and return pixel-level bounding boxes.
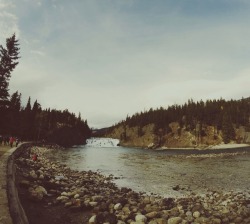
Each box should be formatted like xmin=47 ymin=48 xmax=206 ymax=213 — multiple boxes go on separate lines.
xmin=107 ymin=97 xmax=250 ymax=143
xmin=2 ymin=93 xmax=91 ymax=147
xmin=0 ymin=34 xmax=91 ymax=147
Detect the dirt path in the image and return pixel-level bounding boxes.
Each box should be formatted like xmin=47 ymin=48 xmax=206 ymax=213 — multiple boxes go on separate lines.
xmin=0 ymin=145 xmax=11 ymax=157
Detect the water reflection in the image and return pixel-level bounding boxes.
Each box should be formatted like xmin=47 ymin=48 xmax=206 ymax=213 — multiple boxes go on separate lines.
xmin=48 ymin=144 xmax=250 ymax=197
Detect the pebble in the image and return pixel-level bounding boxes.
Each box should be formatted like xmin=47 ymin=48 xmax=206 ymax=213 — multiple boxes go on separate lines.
xmin=15 ymin=146 xmax=250 ymax=224
xmin=135 ymin=214 xmax=147 ymax=222
xmin=167 ymin=217 xmax=182 ymax=224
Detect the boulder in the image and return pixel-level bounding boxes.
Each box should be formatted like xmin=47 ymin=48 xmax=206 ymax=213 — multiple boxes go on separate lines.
xmin=28 ymin=186 xmax=47 ymax=201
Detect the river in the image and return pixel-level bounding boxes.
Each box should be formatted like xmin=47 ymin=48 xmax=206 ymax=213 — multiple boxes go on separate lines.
xmin=47 ymin=138 xmax=250 ymax=198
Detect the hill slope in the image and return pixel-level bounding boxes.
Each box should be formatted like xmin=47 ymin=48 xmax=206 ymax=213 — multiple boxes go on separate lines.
xmin=104 ymin=97 xmax=250 ymax=149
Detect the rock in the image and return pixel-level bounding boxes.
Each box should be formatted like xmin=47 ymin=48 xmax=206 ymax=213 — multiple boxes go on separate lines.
xmin=92 ymin=195 xmax=104 ymax=202
xmin=131 ymin=222 xmax=146 ymax=224
xmin=35 ymin=186 xmax=47 ymax=195
xmin=30 ymin=170 xmax=38 ymax=179
xmin=145 ymin=211 xmax=158 ymax=219
xmin=155 ymin=218 xmax=167 ymax=224
xmin=89 ymin=215 xmax=96 ymax=224
xmin=221 ymin=207 xmax=229 ymax=214
xmin=117 ymin=221 xmax=126 ymax=224
xmin=28 ymin=186 xmax=47 ymax=201
xmin=64 ymin=202 xmax=73 ymax=207
xmin=212 ymin=218 xmax=221 ymax=224
xmin=74 ymin=194 xmax=80 ymax=199
xmin=122 ymin=206 xmax=131 ymax=215
xmin=89 ymin=201 xmax=98 ymax=207
xmin=193 ymin=211 xmax=200 ymax=218
xmin=39 ymin=174 xmax=45 ymax=179
xmin=143 ymin=196 xmax=151 ymax=204
xmin=195 ymin=217 xmax=209 ymax=223
xmin=172 ymin=185 xmax=180 ymax=191
xmin=61 ymin=192 xmax=68 ymax=196
xmin=148 ymin=220 xmax=158 ymax=224
xmin=114 ymin=203 xmax=122 ymax=210
xmin=135 ymin=214 xmax=147 ymax=222
xmin=56 ymin=196 xmax=69 ymax=202
xmin=234 ymin=217 xmax=243 ymax=223
xmin=167 ymin=217 xmax=182 ymax=224
xmin=170 ymin=207 xmax=179 ymax=216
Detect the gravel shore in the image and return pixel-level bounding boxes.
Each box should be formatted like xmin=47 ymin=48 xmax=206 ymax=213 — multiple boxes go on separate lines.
xmin=15 ymin=145 xmax=250 ymax=224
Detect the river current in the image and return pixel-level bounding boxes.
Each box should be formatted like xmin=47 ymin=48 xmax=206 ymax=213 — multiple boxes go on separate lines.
xmin=47 ymin=138 xmax=250 ymax=197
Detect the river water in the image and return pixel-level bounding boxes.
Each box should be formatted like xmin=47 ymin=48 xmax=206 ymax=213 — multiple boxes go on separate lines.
xmin=47 ymin=138 xmax=250 ymax=197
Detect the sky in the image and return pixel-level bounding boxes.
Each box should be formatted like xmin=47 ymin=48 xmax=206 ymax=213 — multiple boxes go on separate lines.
xmin=0 ymin=0 xmax=250 ymax=128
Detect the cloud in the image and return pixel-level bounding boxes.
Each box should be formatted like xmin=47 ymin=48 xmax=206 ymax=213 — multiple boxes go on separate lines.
xmin=5 ymin=0 xmax=250 ymax=128
xmin=0 ymin=11 xmax=20 ymax=43
xmin=30 ymin=50 xmax=45 ymax=56
xmin=0 ymin=0 xmax=14 ymax=9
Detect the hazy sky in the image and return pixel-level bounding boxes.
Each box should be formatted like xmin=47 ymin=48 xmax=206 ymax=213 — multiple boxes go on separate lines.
xmin=1 ymin=0 xmax=250 ymax=128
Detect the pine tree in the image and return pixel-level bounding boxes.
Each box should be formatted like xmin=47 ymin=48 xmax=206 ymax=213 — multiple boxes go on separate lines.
xmin=0 ymin=34 xmax=20 ymax=107
xmin=8 ymin=91 xmax=22 ymax=135
xmin=222 ymin=113 xmax=235 ymax=144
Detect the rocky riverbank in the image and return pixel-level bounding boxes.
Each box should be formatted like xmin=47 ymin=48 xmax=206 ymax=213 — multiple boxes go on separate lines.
xmin=15 ymin=145 xmax=250 ymax=224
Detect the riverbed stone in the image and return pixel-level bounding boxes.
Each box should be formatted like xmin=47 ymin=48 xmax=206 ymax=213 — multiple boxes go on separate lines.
xmin=167 ymin=217 xmax=182 ymax=224
xmin=89 ymin=215 xmax=96 ymax=224
xmin=145 ymin=211 xmax=158 ymax=219
xmin=122 ymin=206 xmax=131 ymax=215
xmin=30 ymin=170 xmax=38 ymax=179
xmin=193 ymin=211 xmax=200 ymax=218
xmin=135 ymin=214 xmax=147 ymax=222
xmin=14 ymin=145 xmax=250 ymax=224
xmin=212 ymin=218 xmax=221 ymax=224
xmin=117 ymin=221 xmax=126 ymax=224
xmin=114 ymin=203 xmax=122 ymax=210
xmin=89 ymin=201 xmax=98 ymax=207
xmin=56 ymin=195 xmax=69 ymax=202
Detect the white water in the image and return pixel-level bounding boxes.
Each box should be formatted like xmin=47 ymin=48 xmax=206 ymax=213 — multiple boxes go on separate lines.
xmin=86 ymin=137 xmax=119 ymax=147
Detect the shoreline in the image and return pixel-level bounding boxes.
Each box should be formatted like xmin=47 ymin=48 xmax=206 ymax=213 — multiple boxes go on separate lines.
xmin=120 ymin=142 xmax=250 ymax=152
xmin=157 ymin=143 xmax=250 ymax=151
xmin=14 ymin=144 xmax=250 ymax=224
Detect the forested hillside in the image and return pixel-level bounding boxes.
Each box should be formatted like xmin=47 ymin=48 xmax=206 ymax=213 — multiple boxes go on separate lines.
xmin=105 ymin=98 xmax=250 ymax=148
xmin=0 ymin=34 xmax=91 ymax=147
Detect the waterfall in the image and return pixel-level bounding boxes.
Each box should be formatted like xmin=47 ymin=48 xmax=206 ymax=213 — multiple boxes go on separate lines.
xmin=86 ymin=138 xmax=120 ymax=147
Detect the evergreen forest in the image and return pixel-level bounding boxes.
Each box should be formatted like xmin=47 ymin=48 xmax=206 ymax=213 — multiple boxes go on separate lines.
xmin=106 ymin=97 xmax=250 ymax=144
xmin=0 ymin=35 xmax=91 ymax=147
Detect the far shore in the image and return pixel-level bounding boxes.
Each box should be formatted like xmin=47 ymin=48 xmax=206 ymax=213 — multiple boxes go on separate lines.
xmin=158 ymin=143 xmax=250 ymax=151
xmin=116 ymin=140 xmax=250 ymax=151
